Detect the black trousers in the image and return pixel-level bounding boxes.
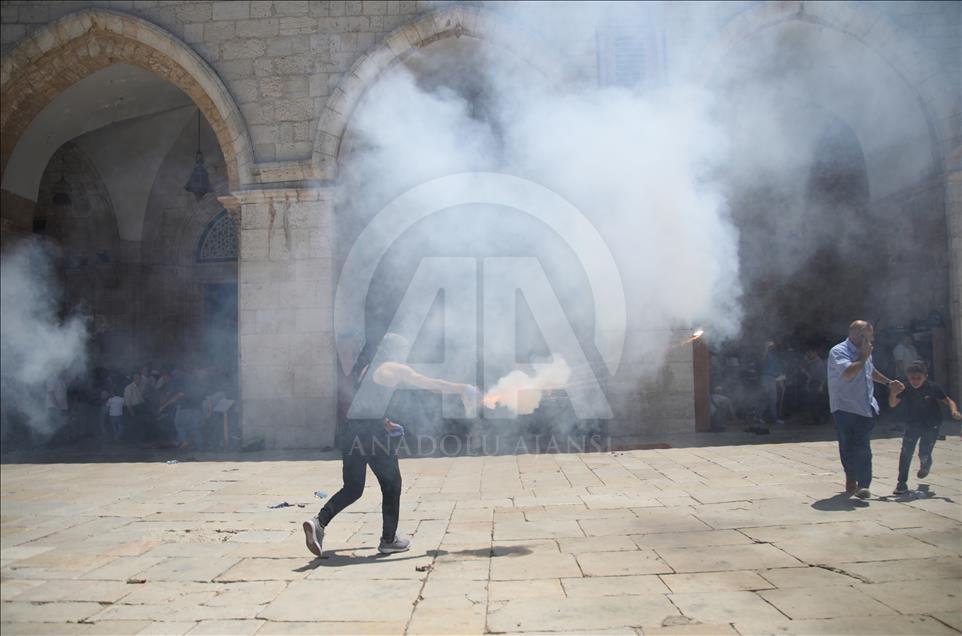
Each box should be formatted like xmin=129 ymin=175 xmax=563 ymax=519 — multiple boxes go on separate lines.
xmin=318 ymin=446 xmax=402 ymax=542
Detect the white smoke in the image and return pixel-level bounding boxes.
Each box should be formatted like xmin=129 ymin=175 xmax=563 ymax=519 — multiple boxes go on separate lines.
xmin=338 ymin=16 xmax=742 ymax=394
xmin=0 ymin=240 xmax=90 ymax=437
xmin=484 ymin=356 xmax=572 ymax=415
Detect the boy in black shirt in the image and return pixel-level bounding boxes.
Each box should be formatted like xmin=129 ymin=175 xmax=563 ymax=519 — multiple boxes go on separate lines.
xmin=888 ymin=360 xmax=961 ymax=494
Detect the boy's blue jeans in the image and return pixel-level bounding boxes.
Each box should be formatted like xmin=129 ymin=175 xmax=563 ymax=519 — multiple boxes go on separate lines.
xmin=897 ymin=422 xmax=939 ymax=484
xmin=833 ymin=410 xmax=875 ymax=488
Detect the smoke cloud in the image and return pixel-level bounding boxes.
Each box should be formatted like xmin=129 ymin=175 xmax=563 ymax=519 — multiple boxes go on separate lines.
xmin=338 ymin=0 xmax=943 ymax=430
xmin=337 ymin=4 xmax=743 ymax=424
xmin=484 ymin=356 xmax=572 ymax=415
xmin=1 ymin=240 xmax=90 ymax=438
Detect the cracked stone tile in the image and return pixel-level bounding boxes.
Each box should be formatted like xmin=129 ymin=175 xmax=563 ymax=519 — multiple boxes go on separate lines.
xmin=562 ymin=574 xmax=670 ymax=597
xmin=487 ymin=594 xmax=679 ymax=632
xmin=214 ymin=558 xmax=312 ymax=582
xmin=669 ymin=591 xmax=787 ymax=625
xmin=859 ymin=579 xmax=962 ymax=614
xmin=0 ymin=579 xmax=44 ymax=601
xmin=138 ymin=557 xmax=241 ymax=582
xmin=254 ymin=620 xmax=408 ymax=634
xmin=0 ymin=601 xmax=105 ymax=623
xmin=184 ymin=619 xmax=265 ymax=634
xmin=11 ymin=580 xmax=132 ymax=603
xmin=135 ymin=621 xmax=198 ymax=635
xmin=488 ymin=579 xmax=564 ymax=602
xmin=656 ymin=543 xmax=802 ymax=573
xmin=757 ymin=585 xmax=897 ymax=619
xmin=732 ymin=615 xmax=959 ymax=636
xmin=659 ymin=570 xmax=773 ymax=593
xmin=757 ymin=566 xmax=862 ymax=588
xmin=576 ymin=549 xmax=673 ymax=576
xmin=78 ymin=557 xmax=166 ymax=581
xmin=632 ymin=529 xmax=753 ymax=549
xmin=557 ymin=535 xmax=637 ymax=553
xmin=258 ymin=579 xmax=421 ymax=622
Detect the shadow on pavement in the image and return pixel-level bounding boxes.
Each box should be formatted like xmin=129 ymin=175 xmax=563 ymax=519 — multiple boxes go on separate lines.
xmin=811 ymin=493 xmax=870 ymax=511
xmin=293 ymin=545 xmax=533 ymax=572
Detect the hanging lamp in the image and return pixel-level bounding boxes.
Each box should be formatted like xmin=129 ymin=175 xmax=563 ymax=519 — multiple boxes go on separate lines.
xmin=184 ymin=109 xmax=211 ymax=201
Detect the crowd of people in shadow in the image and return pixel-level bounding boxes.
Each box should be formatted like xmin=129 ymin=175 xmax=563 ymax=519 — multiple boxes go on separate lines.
xmin=2 ymin=364 xmax=238 ymax=453
xmin=706 ymin=328 xmax=944 ymax=436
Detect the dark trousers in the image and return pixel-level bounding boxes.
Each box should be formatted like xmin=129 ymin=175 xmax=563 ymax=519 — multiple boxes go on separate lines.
xmin=897 ymin=422 xmax=939 ymax=484
xmin=833 ymin=410 xmax=875 ymax=488
xmin=318 ymin=448 xmax=402 ymax=542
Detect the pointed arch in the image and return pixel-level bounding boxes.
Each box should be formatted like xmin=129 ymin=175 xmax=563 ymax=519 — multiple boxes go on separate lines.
xmin=0 ymin=9 xmax=253 ymax=191
xmin=312 ymin=5 xmax=562 ymax=181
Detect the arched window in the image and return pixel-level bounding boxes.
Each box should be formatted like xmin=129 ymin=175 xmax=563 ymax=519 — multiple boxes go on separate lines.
xmin=196 ymin=209 xmax=238 ymax=263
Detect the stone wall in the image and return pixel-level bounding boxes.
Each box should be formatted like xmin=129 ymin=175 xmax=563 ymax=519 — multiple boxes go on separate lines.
xmin=1 ymin=0 xmax=960 ymax=448
xmin=0 ymin=0 xmax=442 ymax=166
xmin=231 ymin=187 xmax=335 ymax=449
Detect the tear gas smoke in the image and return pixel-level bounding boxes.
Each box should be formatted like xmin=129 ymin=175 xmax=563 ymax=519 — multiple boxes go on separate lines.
xmin=484 ymin=356 xmax=572 ymax=415
xmin=1 ymin=240 xmax=90 ymax=438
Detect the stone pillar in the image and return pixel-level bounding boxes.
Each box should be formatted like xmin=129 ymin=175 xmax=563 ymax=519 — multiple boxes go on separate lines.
xmin=946 ymin=168 xmax=962 ymax=402
xmin=230 ymin=188 xmax=336 ymax=450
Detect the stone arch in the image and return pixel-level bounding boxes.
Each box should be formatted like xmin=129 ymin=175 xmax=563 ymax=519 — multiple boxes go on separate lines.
xmin=698 ymin=1 xmax=953 ymax=176
xmin=312 ymin=5 xmax=561 ymax=180
xmin=0 ymin=8 xmax=253 ymax=192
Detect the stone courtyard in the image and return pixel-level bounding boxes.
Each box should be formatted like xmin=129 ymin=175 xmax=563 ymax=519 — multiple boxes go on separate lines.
xmin=2 ymin=436 xmax=960 ymax=635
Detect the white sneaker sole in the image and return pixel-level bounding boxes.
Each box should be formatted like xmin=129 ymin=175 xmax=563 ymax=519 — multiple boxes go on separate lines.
xmin=303 ymin=520 xmax=321 ymax=556
xmin=378 ymin=544 xmax=410 ymax=554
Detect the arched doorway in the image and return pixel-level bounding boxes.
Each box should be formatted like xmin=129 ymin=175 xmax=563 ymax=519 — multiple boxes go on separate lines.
xmin=0 ymin=13 xmax=244 ymax=450
xmin=703 ymin=12 xmax=951 ymax=430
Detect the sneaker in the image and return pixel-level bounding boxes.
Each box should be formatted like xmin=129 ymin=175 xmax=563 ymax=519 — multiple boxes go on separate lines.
xmin=917 ymin=460 xmax=932 ymax=479
xmin=302 ymin=518 xmax=324 ymax=557
xmin=893 ymin=482 xmax=909 ymax=495
xmin=845 ymin=478 xmax=857 ymax=494
xmin=854 ymin=487 xmax=871 ymax=499
xmin=378 ymin=535 xmax=410 ymax=554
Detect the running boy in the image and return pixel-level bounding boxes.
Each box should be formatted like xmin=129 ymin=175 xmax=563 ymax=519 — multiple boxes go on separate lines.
xmin=888 ymin=360 xmax=961 ymax=494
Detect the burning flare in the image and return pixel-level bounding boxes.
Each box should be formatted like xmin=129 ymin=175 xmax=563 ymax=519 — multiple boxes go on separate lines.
xmin=673 ymin=328 xmax=705 ymax=348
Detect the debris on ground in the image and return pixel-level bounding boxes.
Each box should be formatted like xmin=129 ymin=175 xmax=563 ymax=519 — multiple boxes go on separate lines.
xmin=268 ymin=501 xmax=308 ymax=509
xmin=165 ymin=460 xmax=178 ymax=464
xmin=415 ymin=564 xmax=433 ymax=572
xmin=314 ymin=490 xmax=328 ymax=499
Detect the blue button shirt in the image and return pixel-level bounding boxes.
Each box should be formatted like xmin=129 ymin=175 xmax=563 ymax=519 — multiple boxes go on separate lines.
xmin=827 ymin=338 xmax=878 ymax=417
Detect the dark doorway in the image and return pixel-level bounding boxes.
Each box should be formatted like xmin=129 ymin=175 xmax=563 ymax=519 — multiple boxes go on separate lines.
xmin=204 ymin=282 xmax=238 ymax=381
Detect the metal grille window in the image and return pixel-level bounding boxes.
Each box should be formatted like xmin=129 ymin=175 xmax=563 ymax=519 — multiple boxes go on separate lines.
xmin=196 ymin=209 xmax=238 ymax=263
xmin=599 ymin=5 xmax=665 ymax=89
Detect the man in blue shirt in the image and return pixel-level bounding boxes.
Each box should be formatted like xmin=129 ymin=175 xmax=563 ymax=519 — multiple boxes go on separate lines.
xmin=827 ymin=320 xmax=903 ymax=499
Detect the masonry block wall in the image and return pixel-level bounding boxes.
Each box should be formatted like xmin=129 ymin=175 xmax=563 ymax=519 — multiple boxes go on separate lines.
xmin=232 ymin=188 xmax=336 ymax=448
xmin=1 ymin=1 xmax=960 ymax=448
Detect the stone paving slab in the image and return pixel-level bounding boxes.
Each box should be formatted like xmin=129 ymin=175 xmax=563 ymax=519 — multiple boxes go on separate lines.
xmin=1 ymin=437 xmax=960 ymax=634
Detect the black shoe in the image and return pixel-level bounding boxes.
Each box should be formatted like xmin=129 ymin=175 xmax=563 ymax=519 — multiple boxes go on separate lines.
xmin=917 ymin=461 xmax=931 ymax=479
xmin=893 ymin=482 xmax=909 ymax=495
